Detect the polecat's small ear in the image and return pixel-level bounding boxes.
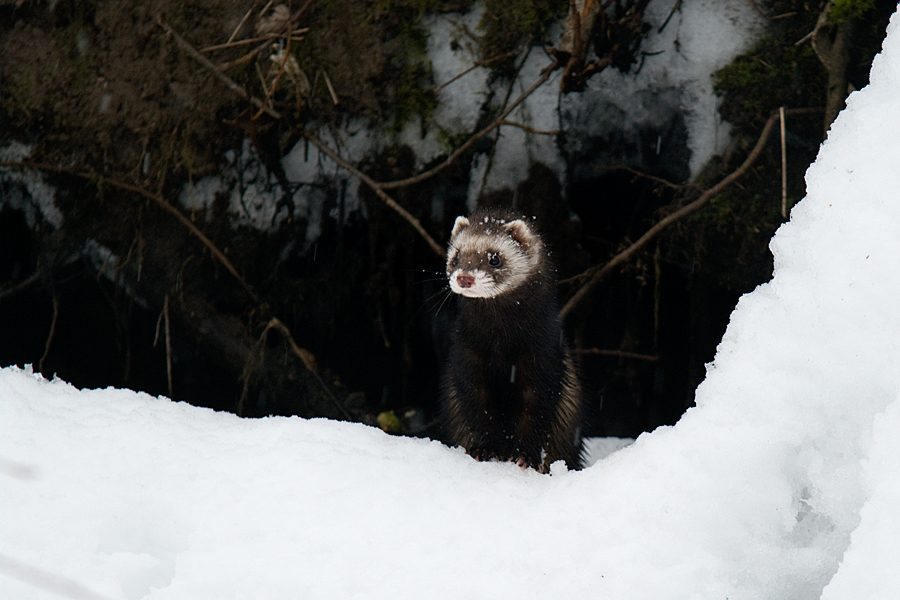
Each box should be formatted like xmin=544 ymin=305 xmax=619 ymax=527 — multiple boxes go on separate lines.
xmin=451 ymin=216 xmax=470 ymax=238
xmin=502 ymin=219 xmax=537 ymax=249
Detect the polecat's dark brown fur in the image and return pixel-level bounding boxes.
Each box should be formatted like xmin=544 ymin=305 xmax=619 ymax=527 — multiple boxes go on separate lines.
xmin=441 ymin=210 xmax=584 ymax=472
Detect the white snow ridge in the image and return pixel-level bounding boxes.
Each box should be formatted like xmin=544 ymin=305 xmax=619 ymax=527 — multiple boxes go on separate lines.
xmin=3 ymin=7 xmax=900 ymax=600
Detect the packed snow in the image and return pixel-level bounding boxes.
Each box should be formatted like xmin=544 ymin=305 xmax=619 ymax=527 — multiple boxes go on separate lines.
xmin=3 ymin=7 xmax=900 ymax=600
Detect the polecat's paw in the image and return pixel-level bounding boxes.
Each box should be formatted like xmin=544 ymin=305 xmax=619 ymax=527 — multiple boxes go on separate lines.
xmin=468 ymin=448 xmax=496 ymax=462
xmin=512 ymin=455 xmax=540 ymax=471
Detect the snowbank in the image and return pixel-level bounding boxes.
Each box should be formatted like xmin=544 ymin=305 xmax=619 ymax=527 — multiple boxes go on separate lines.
xmin=3 ymin=8 xmax=900 ymax=600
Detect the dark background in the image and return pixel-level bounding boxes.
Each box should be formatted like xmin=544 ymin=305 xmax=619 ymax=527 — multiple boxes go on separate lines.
xmin=1 ymin=0 xmax=895 ymax=440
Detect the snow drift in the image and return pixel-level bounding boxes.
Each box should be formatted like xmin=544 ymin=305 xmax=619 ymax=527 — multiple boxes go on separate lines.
xmin=3 ymin=7 xmax=900 ymax=600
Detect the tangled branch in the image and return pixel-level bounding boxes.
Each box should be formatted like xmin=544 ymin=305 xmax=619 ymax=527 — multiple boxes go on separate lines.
xmin=157 ymin=18 xmax=561 ymax=259
xmin=558 ymin=107 xmax=823 ymax=320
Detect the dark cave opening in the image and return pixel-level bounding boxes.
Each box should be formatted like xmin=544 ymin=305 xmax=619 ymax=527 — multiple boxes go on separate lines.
xmin=566 ymin=170 xmax=749 ymax=438
xmin=1 ymin=161 xmax=762 ymax=442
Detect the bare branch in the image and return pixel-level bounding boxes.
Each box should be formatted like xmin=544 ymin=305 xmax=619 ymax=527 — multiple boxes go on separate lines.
xmin=38 ymin=292 xmax=58 ymax=374
xmin=794 ymin=29 xmax=815 ymax=46
xmin=658 ymin=0 xmax=683 ymax=33
xmin=558 ymin=107 xmax=822 ymax=320
xmin=226 ymin=7 xmax=253 ymax=44
xmin=614 ymin=166 xmax=702 ymax=191
xmin=0 ymin=270 xmax=43 ymax=302
xmin=155 ymin=20 xmax=561 ymax=259
xmin=2 ymin=160 xmax=260 ymax=303
xmin=218 ymin=41 xmax=271 ymax=71
xmin=780 ymin=106 xmax=787 ymax=218
xmin=201 ymin=30 xmax=309 ymax=52
xmin=158 ymin=17 xmax=282 ymax=120
xmin=379 ymin=60 xmax=559 ymax=190
xmin=433 ymin=45 xmax=527 ymax=93
xmin=498 ymin=119 xmax=560 ymax=136
xmin=322 ymin=69 xmax=339 ymax=105
xmin=298 ymin=130 xmax=446 ymax=257
xmin=252 ymin=33 xmax=292 ymax=120
xmin=471 ymin=47 xmax=533 ymax=199
xmin=575 ymin=348 xmax=659 ymax=361
xmin=157 ymin=18 xmax=445 ymax=257
xmin=163 ymin=294 xmax=173 ymax=399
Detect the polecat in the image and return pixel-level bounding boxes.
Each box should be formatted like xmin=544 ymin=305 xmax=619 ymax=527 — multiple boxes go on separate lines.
xmin=440 ymin=210 xmax=584 ymax=472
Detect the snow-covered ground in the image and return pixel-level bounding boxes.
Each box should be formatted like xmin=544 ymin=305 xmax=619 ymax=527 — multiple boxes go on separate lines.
xmin=3 ymin=7 xmax=900 ymax=600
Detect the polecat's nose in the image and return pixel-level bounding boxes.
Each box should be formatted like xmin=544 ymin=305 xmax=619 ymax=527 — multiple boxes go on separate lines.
xmin=456 ymin=274 xmax=475 ymax=288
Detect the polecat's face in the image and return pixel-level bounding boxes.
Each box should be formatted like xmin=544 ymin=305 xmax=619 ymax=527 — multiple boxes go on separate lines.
xmin=446 ymin=214 xmax=541 ymax=299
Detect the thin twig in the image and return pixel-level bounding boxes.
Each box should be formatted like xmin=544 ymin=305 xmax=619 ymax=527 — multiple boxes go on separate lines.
xmin=0 ymin=554 xmax=116 ymax=600
xmin=258 ymin=0 xmax=274 ymax=18
xmin=252 ymin=33 xmax=291 ymax=120
xmin=575 ymin=348 xmax=659 ymax=361
xmin=473 ymin=46 xmax=532 ymax=201
xmin=379 ymin=60 xmax=559 ymax=190
xmin=299 ymin=130 xmax=446 ymax=257
xmin=794 ymin=29 xmax=814 ymax=46
xmin=3 ymin=160 xmax=260 ymax=303
xmin=38 ymin=292 xmax=59 ymax=374
xmin=321 ymin=69 xmax=339 ymax=105
xmin=153 ymin=303 xmax=164 ymax=346
xmin=498 ymin=119 xmax=559 ymax=136
xmin=290 ymin=0 xmax=315 ymax=23
xmin=157 ymin=18 xmax=446 ymax=256
xmin=158 ymin=17 xmax=281 ymax=121
xmin=780 ymin=106 xmax=787 ymax=218
xmin=558 ymin=107 xmax=822 ymax=320
xmin=255 ymin=61 xmax=271 ymax=96
xmin=163 ymin=294 xmax=173 ymax=398
xmin=218 ymin=41 xmax=271 ymax=70
xmin=226 ymin=7 xmax=253 ymax=44
xmin=216 ymin=0 xmax=313 ymax=71
xmin=615 ymin=166 xmax=703 ymax=191
xmin=0 ymin=271 xmax=43 ymax=302
xmin=433 ymin=45 xmax=527 ymax=93
xmin=658 ymin=0 xmax=683 ymax=33
xmin=202 ymin=29 xmax=309 ymax=52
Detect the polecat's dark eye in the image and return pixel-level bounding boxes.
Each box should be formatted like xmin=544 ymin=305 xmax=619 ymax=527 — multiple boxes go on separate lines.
xmin=488 ymin=253 xmax=501 ymax=267
xmin=450 ymin=254 xmax=459 ymax=267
